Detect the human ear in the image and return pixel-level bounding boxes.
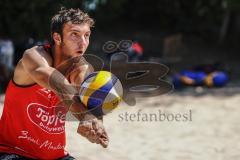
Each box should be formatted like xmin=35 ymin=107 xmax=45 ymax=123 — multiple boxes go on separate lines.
xmin=52 ymin=32 xmax=62 ymax=45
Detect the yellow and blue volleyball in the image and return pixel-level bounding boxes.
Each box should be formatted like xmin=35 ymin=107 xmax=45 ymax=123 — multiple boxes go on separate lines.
xmin=79 ymin=71 xmax=123 ymax=116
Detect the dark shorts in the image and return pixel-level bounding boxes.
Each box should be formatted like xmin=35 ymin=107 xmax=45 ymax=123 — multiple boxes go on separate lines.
xmin=0 ymin=152 xmax=75 ymax=160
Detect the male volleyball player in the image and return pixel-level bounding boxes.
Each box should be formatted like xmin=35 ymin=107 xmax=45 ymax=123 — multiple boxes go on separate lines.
xmin=0 ymin=8 xmax=108 ymax=160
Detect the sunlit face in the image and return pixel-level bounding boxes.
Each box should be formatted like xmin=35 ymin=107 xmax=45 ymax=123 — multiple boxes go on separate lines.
xmin=59 ymin=22 xmax=91 ymax=58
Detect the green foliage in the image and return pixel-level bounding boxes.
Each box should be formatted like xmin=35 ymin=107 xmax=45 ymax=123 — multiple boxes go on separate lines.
xmin=0 ymin=0 xmax=232 ymax=40
xmin=226 ymin=0 xmax=240 ymax=10
xmin=0 ymin=0 xmax=85 ymax=39
xmin=92 ymin=0 xmax=224 ymax=35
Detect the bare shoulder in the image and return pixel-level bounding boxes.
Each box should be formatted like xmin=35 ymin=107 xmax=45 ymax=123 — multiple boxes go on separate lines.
xmin=23 ymin=46 xmax=53 ymax=66
xmin=13 ymin=46 xmax=53 ymax=86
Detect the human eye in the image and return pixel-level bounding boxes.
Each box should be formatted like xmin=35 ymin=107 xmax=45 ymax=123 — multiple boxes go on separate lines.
xmin=71 ymin=32 xmax=78 ymax=37
xmin=85 ymin=32 xmax=91 ymax=39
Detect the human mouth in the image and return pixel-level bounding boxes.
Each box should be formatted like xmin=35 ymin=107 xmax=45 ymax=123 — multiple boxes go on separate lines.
xmin=76 ymin=50 xmax=83 ymax=54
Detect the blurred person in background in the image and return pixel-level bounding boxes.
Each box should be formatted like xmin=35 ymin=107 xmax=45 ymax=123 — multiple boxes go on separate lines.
xmin=172 ymin=63 xmax=229 ymax=89
xmin=105 ymin=39 xmax=144 ymax=62
xmin=127 ymin=40 xmax=143 ymax=62
xmin=0 ymin=39 xmax=14 ymax=92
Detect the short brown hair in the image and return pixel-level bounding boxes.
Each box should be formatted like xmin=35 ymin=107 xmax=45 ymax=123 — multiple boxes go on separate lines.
xmin=50 ymin=7 xmax=94 ymax=44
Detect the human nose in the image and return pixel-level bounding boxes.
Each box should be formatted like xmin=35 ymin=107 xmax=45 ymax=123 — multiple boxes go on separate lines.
xmin=78 ymin=35 xmax=88 ymax=46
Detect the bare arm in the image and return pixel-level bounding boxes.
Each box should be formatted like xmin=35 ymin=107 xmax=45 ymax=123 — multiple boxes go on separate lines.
xmin=21 ymin=47 xmax=84 ymax=112
xmin=21 ymin=46 xmax=108 ymax=147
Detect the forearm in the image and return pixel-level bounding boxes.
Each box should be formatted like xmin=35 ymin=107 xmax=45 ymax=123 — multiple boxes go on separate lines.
xmin=39 ymin=67 xmax=103 ymax=120
xmin=21 ymin=50 xmax=99 ymax=120
xmin=28 ymin=66 xmax=89 ymax=120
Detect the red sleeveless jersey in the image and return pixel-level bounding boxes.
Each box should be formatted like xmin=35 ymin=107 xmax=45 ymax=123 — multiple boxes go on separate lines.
xmin=0 ymin=45 xmax=68 ymax=159
xmin=0 ymin=80 xmax=67 ymax=159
